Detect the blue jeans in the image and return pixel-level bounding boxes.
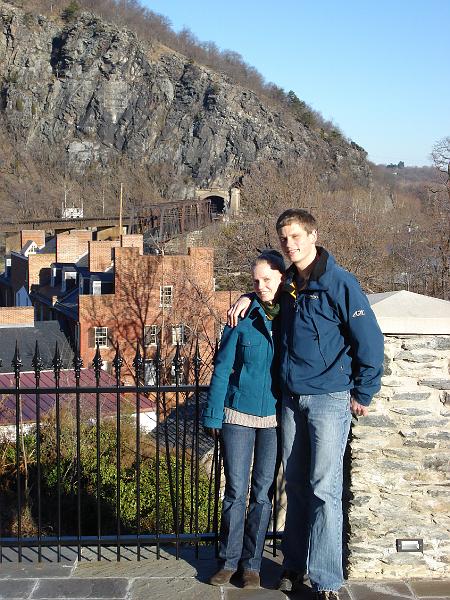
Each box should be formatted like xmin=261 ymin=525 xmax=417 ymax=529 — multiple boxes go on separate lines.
xmin=281 ymin=391 xmax=351 ymax=592
xmin=219 ymin=423 xmax=278 ymax=572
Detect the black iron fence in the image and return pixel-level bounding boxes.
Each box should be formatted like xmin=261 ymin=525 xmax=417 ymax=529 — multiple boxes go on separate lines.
xmin=0 ymin=340 xmax=280 ymax=563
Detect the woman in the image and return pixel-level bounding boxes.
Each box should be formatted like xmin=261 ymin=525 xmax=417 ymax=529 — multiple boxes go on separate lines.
xmin=203 ymin=250 xmax=285 ymax=589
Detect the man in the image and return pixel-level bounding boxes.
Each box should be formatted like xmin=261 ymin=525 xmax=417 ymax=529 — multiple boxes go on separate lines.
xmin=228 ymin=209 xmax=384 ymax=599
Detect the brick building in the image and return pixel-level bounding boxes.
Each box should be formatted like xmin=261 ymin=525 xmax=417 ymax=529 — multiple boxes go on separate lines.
xmin=1 ymin=228 xmax=240 ymax=385
xmin=78 ymin=244 xmax=226 ymax=384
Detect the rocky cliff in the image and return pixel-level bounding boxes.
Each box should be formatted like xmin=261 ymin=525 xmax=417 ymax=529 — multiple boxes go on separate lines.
xmin=0 ymin=2 xmax=371 ymax=196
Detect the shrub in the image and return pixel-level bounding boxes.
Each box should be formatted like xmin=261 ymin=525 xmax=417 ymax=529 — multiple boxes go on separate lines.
xmin=61 ymin=1 xmax=80 ymax=22
xmin=0 ymin=410 xmax=215 ymax=537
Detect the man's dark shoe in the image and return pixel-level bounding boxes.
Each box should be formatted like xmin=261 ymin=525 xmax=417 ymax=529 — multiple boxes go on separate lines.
xmin=242 ymin=570 xmax=260 ymax=588
xmin=277 ymin=569 xmax=301 ymax=592
xmin=314 ymin=591 xmax=340 ymax=600
xmin=208 ymin=568 xmax=235 ymax=586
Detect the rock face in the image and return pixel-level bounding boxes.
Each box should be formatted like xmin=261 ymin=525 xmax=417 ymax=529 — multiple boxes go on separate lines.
xmin=0 ymin=2 xmax=371 ymax=190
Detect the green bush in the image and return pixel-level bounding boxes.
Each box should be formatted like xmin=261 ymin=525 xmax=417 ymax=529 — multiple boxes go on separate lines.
xmin=61 ymin=1 xmax=80 ymax=22
xmin=0 ymin=413 xmax=215 ymax=537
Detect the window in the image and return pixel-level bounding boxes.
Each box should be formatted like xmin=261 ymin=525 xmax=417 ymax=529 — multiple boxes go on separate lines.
xmin=171 ymin=324 xmax=185 ymax=345
xmin=144 ymin=360 xmax=157 ymax=385
xmin=92 ymin=280 xmax=102 ymax=296
xmin=144 ymin=325 xmax=159 ymax=346
xmin=160 ymin=285 xmax=173 ymax=308
xmin=94 ymin=326 xmax=109 ymax=348
xmin=62 ymin=271 xmax=77 ymax=292
xmin=171 ymin=358 xmax=185 ymax=385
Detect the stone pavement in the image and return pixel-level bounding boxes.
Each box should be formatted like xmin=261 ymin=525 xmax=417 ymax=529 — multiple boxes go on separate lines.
xmin=0 ymin=544 xmax=448 ymax=600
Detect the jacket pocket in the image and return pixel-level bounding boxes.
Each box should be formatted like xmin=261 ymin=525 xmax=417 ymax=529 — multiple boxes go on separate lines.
xmin=311 ymin=318 xmax=328 ymax=368
xmin=237 ymin=336 xmax=261 ymax=364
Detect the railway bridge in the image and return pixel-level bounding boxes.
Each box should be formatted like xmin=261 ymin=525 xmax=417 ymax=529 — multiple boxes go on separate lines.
xmin=0 ymin=188 xmax=240 ymax=253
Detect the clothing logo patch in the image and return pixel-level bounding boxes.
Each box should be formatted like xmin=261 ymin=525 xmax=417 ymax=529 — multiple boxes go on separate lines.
xmin=352 ymin=309 xmax=365 ymax=317
xmin=306 ymin=294 xmax=319 ymax=300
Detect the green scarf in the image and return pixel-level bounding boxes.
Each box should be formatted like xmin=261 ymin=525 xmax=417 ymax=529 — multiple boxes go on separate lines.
xmin=256 ymin=297 xmax=280 ymax=320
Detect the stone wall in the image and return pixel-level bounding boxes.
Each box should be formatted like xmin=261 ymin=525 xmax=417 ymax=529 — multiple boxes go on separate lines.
xmin=348 ymin=334 xmax=450 ymax=579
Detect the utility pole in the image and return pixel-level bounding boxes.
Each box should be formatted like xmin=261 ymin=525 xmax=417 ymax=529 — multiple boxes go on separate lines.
xmin=119 ymin=183 xmax=123 ymax=236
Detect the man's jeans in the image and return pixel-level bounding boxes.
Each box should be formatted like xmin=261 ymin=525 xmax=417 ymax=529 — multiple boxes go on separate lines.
xmin=219 ymin=423 xmax=278 ymax=572
xmin=281 ymin=391 xmax=351 ymax=592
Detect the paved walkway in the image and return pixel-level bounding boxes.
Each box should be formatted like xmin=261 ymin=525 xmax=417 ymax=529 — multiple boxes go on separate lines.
xmin=0 ymin=545 xmax=448 ymax=600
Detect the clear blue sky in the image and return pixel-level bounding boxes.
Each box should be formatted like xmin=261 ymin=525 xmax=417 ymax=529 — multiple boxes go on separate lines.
xmin=141 ymin=0 xmax=449 ymax=167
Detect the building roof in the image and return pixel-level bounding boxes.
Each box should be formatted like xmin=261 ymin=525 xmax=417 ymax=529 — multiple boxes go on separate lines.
xmin=0 ymin=368 xmax=155 ymax=426
xmin=37 ymin=237 xmax=56 ymax=254
xmin=21 ymin=240 xmax=38 ymax=256
xmin=0 ymin=321 xmax=74 ymax=373
xmin=53 ymin=287 xmax=79 ymax=320
xmin=368 ymin=290 xmax=450 ymax=334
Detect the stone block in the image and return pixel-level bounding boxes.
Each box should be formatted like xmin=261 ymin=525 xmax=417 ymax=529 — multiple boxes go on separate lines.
xmin=32 ymin=577 xmax=129 ymax=598
xmin=403 ymin=439 xmax=437 ymax=449
xmin=409 ymin=579 xmax=450 ymax=597
xmin=423 ymin=455 xmax=450 ymax=472
xmin=0 ymin=579 xmax=35 ymax=599
xmin=426 ymin=431 xmax=450 ymax=440
xmin=402 ymin=337 xmax=450 ymax=351
xmin=130 ymin=578 xmax=221 ymax=600
xmin=393 ymin=392 xmax=432 ymax=401
xmin=355 ymin=415 xmax=396 ymax=428
xmin=413 ymin=419 xmax=448 ymax=428
xmin=419 ymin=379 xmax=450 ymax=390
xmin=389 ymin=407 xmax=433 ymax=416
xmin=394 ymin=351 xmax=439 ymax=363
xmin=348 ymin=581 xmax=414 ymax=599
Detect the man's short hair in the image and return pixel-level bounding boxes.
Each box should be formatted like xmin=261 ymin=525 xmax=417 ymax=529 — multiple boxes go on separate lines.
xmin=276 ymin=209 xmax=317 ymax=234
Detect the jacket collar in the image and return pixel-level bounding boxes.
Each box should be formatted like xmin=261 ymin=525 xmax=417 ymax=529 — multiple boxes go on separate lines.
xmin=283 ymin=246 xmax=333 ymax=293
xmin=247 ymin=294 xmax=274 ymax=343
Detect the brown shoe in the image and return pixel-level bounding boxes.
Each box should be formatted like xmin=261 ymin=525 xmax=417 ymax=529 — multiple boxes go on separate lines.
xmin=277 ymin=569 xmax=301 ymax=592
xmin=208 ymin=568 xmax=235 ymax=586
xmin=242 ymin=570 xmax=260 ymax=588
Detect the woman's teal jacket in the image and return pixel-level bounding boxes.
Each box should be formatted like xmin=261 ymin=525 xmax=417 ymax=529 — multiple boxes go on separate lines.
xmin=203 ymin=296 xmax=279 ymax=429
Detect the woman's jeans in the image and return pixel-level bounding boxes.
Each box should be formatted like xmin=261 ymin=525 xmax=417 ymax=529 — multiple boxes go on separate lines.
xmin=219 ymin=423 xmax=278 ymax=572
xmin=281 ymin=391 xmax=352 ymax=592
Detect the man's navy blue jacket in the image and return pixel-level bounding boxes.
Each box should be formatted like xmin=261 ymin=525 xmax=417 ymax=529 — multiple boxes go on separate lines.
xmin=280 ymin=247 xmax=384 ymax=406
xmin=203 ymin=296 xmax=279 ymax=429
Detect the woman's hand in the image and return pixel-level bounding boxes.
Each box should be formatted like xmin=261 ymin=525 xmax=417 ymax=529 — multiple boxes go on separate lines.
xmin=227 ymin=296 xmax=252 ymax=327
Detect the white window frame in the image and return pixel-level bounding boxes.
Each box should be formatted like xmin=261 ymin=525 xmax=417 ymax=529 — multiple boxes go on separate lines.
xmin=144 ymin=324 xmax=159 ymax=346
xmin=94 ymin=326 xmax=109 ymax=348
xmin=171 ymin=357 xmax=185 ymax=385
xmin=92 ymin=280 xmax=102 ymax=296
xmin=144 ymin=359 xmax=157 ymax=386
xmin=159 ymin=285 xmax=173 ymax=308
xmin=171 ymin=324 xmax=185 ymax=345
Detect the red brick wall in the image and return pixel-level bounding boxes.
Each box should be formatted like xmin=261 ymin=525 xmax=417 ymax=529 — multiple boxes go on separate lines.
xmin=56 ymin=231 xmax=92 ymax=264
xmin=28 ymin=253 xmax=56 ymax=287
xmin=89 ymin=241 xmax=119 ymax=272
xmin=0 ymin=306 xmax=34 ymax=325
xmin=214 ymin=290 xmax=244 ymax=323
xmin=120 ymin=234 xmax=143 ymax=254
xmin=21 ymin=230 xmax=45 ymax=249
xmin=79 ymin=246 xmax=219 ymax=383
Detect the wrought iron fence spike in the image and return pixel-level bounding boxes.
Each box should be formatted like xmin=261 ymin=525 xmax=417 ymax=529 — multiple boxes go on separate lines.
xmin=12 ymin=341 xmax=22 ymax=375
xmin=92 ymin=342 xmax=103 ymax=376
xmin=112 ymin=344 xmax=123 ymax=376
xmin=52 ymin=341 xmax=63 ymax=376
xmin=31 ymin=340 xmax=44 ymax=374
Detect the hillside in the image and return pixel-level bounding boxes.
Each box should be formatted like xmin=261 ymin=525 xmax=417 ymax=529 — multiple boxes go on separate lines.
xmin=0 ymin=1 xmax=371 ymax=220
